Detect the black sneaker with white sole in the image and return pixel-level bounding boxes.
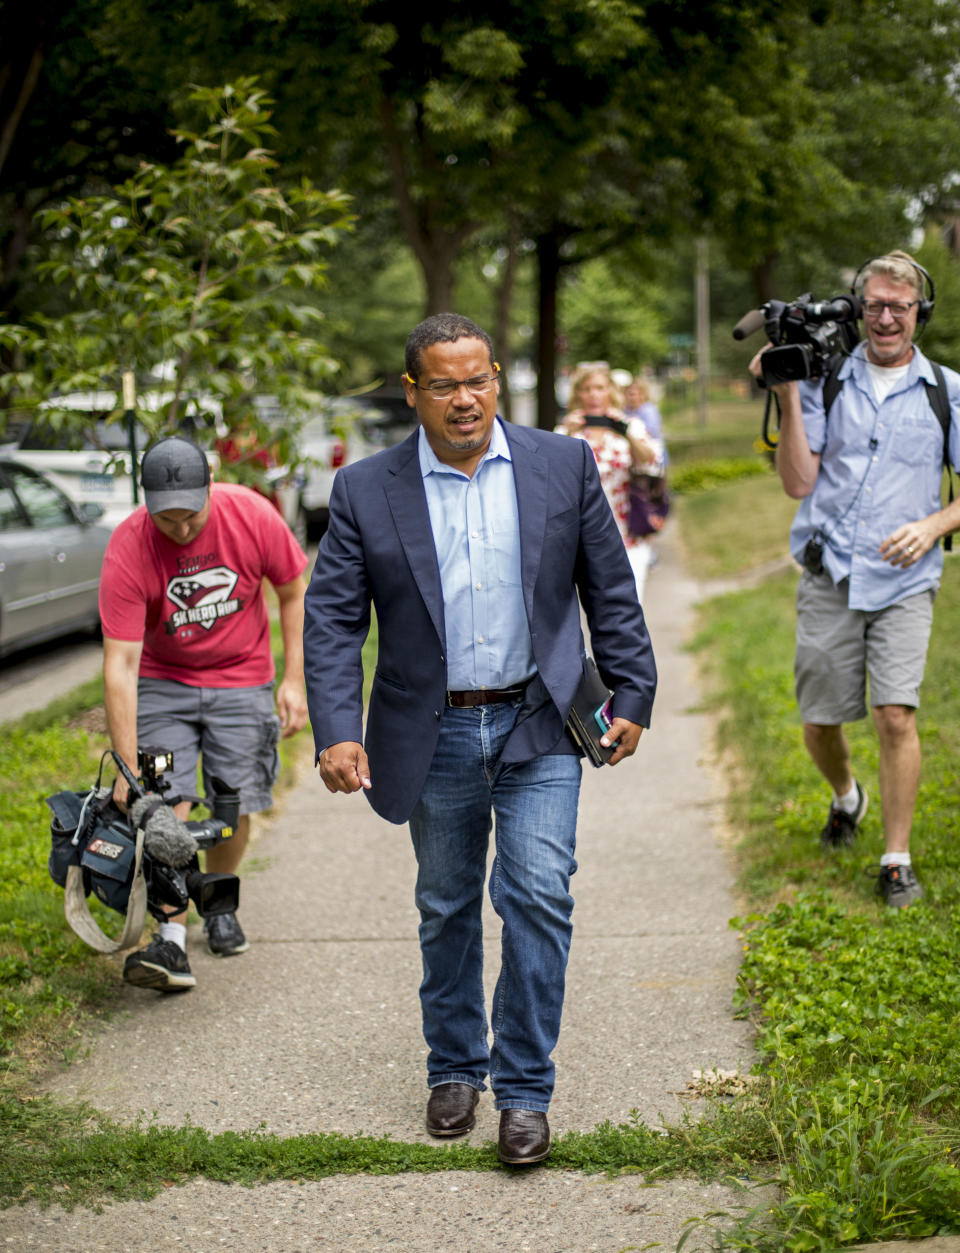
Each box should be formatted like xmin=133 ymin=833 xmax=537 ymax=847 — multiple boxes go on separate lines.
xmin=820 ymin=782 xmax=869 ymax=850
xmin=123 ymin=937 xmax=196 ymax=992
xmin=871 ymin=862 xmax=924 ymax=908
xmin=204 ymin=911 xmax=248 ymax=956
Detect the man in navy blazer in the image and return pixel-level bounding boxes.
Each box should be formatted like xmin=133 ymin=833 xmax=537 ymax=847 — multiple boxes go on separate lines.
xmin=304 ymin=314 xmax=656 ymax=1164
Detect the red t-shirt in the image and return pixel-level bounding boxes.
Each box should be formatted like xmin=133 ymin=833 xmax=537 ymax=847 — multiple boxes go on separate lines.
xmin=99 ymin=482 xmax=308 ymax=687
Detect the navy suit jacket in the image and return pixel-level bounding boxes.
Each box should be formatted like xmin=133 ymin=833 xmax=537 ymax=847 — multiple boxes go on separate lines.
xmin=303 ymin=419 xmax=657 ymax=824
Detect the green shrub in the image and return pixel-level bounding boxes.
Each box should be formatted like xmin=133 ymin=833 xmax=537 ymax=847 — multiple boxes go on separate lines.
xmin=670 ymin=456 xmax=772 ymax=495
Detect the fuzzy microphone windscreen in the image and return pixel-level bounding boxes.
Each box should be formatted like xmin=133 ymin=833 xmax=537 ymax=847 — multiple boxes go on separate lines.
xmin=130 ymin=793 xmax=199 ymax=868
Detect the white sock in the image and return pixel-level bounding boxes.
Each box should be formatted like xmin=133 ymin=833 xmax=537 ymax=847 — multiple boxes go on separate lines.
xmin=159 ymin=922 xmax=187 ymax=951
xmin=880 ymin=852 xmax=911 ymax=868
xmin=834 ymin=781 xmax=860 ymax=814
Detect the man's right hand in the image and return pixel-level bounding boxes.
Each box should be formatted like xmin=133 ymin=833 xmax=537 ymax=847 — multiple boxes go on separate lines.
xmin=112 ymin=777 xmax=130 ymax=813
xmin=747 ymin=345 xmax=793 ymax=395
xmin=319 ymin=741 xmax=372 ymax=794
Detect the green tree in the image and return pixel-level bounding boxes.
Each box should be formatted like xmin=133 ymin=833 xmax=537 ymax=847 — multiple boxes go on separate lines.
xmin=711 ymin=0 xmax=960 ymax=305
xmin=91 ymin=0 xmax=829 ymax=422
xmin=0 ymin=0 xmax=175 ymax=315
xmin=0 ymin=81 xmax=352 ymax=467
xmin=10 ymin=0 xmax=960 ymax=416
xmin=912 ymin=231 xmax=960 ymax=372
xmin=560 ymin=256 xmax=669 ymax=374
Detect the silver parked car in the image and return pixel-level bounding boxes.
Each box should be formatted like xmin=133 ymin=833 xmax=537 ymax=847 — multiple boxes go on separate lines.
xmin=0 ymin=458 xmax=112 ymax=658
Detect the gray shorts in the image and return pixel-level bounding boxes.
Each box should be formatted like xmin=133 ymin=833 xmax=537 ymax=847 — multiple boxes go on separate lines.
xmin=137 ymin=679 xmax=281 ymax=814
xmin=794 ymin=572 xmax=935 ymax=724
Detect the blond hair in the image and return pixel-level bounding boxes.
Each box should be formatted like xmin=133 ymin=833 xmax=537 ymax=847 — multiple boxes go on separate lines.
xmin=569 ymin=363 xmax=623 ymax=412
xmin=856 ymin=250 xmax=925 ymax=299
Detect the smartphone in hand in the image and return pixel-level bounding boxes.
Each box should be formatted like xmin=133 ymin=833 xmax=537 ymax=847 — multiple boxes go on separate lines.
xmin=566 ymin=656 xmax=616 ymax=767
xmin=593 ymin=698 xmax=613 ymax=735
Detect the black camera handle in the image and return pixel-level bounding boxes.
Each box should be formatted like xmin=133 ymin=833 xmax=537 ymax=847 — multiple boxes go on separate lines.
xmin=761 ymin=388 xmax=781 ymax=451
xmin=758 ymin=347 xmax=857 ymax=452
xmin=97 ymin=749 xmax=145 ymax=802
xmin=98 ymin=749 xmax=198 ymax=806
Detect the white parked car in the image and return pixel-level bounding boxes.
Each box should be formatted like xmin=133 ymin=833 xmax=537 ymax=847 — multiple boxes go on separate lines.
xmin=2 ymin=415 xmax=224 ymax=530
xmin=1 ymin=415 xmax=148 ymax=529
xmin=273 ymin=396 xmax=415 ymax=541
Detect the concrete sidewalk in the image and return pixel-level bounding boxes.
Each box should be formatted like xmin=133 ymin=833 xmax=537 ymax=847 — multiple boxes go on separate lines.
xmin=4 ymin=523 xmax=760 ymax=1252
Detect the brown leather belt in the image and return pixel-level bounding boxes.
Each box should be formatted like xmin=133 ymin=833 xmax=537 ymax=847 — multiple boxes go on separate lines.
xmin=446 ymin=683 xmax=529 ymax=708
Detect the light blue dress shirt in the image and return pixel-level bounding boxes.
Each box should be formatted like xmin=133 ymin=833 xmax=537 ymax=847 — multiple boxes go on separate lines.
xmin=418 ymin=417 xmax=535 ymax=690
xmin=792 ymin=344 xmax=960 ymax=611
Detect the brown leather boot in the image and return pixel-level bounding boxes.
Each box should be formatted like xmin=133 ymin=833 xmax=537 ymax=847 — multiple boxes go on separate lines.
xmin=497 ymin=1109 xmax=550 ymax=1164
xmin=426 ymin=1083 xmax=480 ymax=1137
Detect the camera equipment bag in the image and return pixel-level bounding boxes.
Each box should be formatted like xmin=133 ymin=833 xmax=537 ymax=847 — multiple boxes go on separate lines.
xmin=45 ymin=757 xmax=149 ymax=954
xmin=821 ymin=354 xmax=954 ymax=550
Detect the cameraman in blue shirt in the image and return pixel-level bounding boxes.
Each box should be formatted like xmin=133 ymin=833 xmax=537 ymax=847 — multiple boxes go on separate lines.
xmin=750 ymin=251 xmax=960 ymax=906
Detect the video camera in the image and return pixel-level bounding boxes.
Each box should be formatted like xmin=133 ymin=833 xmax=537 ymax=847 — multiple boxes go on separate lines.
xmin=47 ymin=745 xmax=241 ymax=927
xmin=130 ymin=746 xmax=240 ymax=920
xmin=733 ymin=292 xmax=861 ymax=386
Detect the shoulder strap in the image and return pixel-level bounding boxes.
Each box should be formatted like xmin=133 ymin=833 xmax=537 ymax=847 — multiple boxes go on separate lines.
xmin=926 ymin=360 xmax=954 ymax=551
xmin=821 ymin=354 xmax=845 ymax=419
xmin=63 ymin=828 xmax=147 ymax=954
xmin=924 ymin=361 xmax=950 ymax=466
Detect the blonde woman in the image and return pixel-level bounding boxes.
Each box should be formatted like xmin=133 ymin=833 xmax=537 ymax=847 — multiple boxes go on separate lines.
xmin=555 ymin=363 xmax=663 ymax=601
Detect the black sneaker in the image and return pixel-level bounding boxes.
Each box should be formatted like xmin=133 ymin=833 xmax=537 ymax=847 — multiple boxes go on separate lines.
xmin=871 ymin=862 xmax=924 ymax=908
xmin=204 ymin=912 xmax=249 ymax=956
xmin=123 ymin=937 xmax=196 ymax=992
xmin=820 ymin=782 xmax=869 ymax=849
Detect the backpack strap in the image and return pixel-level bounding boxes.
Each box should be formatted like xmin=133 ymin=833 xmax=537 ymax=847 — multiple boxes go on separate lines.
xmin=925 ymin=360 xmax=954 ymax=552
xmin=821 ymin=354 xmax=845 ymax=419
xmin=924 ymin=361 xmax=951 ymax=462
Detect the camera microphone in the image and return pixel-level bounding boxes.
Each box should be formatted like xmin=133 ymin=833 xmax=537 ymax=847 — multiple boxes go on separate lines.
xmin=805 ymin=294 xmax=861 ymax=322
xmin=732 ymin=308 xmax=767 ymax=340
xmin=130 ymin=793 xmax=198 ymax=868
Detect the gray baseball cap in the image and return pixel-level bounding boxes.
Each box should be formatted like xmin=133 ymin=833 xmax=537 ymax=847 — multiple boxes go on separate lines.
xmin=140 ymin=436 xmax=211 ymax=514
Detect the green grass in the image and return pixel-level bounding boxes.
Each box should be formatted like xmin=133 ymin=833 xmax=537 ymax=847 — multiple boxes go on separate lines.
xmin=670 ymin=473 xmax=960 ymax=1247
xmin=666 ymin=396 xmax=767 ymax=467
xmin=0 ymin=688 xmax=126 ymax=1077
xmin=1 ymin=1095 xmax=771 ymax=1209
xmin=674 ymin=475 xmax=795 ymax=578
xmin=670 ymin=456 xmax=773 ymax=496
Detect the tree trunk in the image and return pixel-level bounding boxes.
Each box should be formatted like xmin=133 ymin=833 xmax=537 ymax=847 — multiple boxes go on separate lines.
xmin=0 ymin=193 xmax=34 ymax=311
xmin=423 ymin=260 xmax=455 ymax=315
xmin=0 ymin=37 xmax=45 ymax=181
xmin=536 ymin=230 xmax=560 ymax=430
xmin=378 ymin=96 xmax=475 ymax=318
xmin=753 ymin=254 xmax=779 ymax=305
xmin=492 ymin=227 xmax=519 ymax=421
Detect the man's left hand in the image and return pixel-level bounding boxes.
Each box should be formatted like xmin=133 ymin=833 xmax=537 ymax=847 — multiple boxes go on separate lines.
xmin=276 ymin=678 xmax=309 ymax=738
xmin=879 ymin=521 xmax=938 ymax=568
xmin=602 ymin=718 xmax=644 ymax=765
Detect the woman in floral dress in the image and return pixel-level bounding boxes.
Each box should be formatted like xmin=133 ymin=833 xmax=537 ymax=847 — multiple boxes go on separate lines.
xmin=554 ymin=363 xmax=663 ymax=602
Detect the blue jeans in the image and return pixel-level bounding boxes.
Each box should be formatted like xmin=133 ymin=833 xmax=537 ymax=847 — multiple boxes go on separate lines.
xmin=408 ymin=701 xmax=582 ymax=1112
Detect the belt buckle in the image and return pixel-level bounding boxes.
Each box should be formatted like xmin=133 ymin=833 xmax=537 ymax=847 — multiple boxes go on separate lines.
xmin=446 ymin=689 xmax=489 ymax=708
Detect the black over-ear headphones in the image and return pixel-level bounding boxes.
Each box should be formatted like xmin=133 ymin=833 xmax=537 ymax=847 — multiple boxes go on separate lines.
xmin=851 ymin=256 xmax=935 ymax=325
